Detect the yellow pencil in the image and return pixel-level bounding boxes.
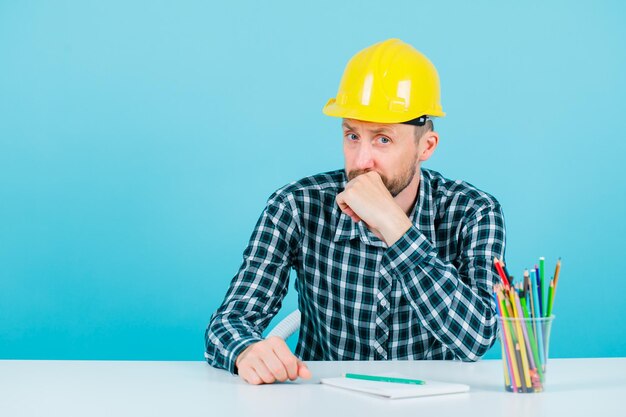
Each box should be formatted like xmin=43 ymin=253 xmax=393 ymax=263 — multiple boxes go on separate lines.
xmin=509 ymin=290 xmax=532 ymax=389
xmin=494 ymin=285 xmax=512 ymax=388
xmin=498 ymin=289 xmax=522 ymax=390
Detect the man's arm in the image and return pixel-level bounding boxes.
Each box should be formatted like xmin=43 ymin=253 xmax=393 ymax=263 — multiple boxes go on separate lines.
xmin=204 ymin=191 xmax=304 ymax=375
xmin=384 ymin=204 xmax=505 ymax=360
xmin=336 ymin=171 xmax=505 ymax=360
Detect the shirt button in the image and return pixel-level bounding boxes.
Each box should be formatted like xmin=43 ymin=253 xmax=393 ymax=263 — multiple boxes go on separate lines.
xmin=377 ymin=346 xmax=384 ymax=353
xmin=380 ymin=299 xmax=387 ymax=308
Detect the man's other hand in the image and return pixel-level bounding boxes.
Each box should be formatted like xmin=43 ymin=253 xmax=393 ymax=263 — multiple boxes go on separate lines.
xmin=235 ymin=336 xmax=312 ymax=384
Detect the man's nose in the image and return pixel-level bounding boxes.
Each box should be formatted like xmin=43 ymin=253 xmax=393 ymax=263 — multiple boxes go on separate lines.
xmin=354 ymin=143 xmax=375 ymax=170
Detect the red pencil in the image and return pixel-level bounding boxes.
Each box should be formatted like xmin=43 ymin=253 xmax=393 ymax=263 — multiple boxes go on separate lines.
xmin=494 ymin=257 xmax=510 ymax=287
xmin=501 ymin=260 xmax=513 ymax=285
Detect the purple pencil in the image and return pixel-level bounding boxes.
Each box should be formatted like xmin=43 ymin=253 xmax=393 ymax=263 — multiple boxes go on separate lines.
xmin=513 ymin=290 xmax=537 ymax=371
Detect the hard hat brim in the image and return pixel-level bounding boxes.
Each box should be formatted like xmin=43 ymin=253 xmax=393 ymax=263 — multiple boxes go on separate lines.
xmin=323 ymin=98 xmax=445 ymax=123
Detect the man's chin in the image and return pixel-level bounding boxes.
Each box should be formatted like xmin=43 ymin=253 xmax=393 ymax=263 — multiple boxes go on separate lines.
xmin=389 ymin=182 xmax=410 ymax=198
xmin=387 ymin=173 xmax=417 ymax=197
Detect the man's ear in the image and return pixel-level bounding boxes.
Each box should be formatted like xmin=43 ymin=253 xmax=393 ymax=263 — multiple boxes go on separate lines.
xmin=418 ymin=131 xmax=439 ymax=162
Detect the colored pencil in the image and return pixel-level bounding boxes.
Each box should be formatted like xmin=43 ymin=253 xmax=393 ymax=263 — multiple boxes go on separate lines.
xmin=494 ymin=257 xmax=510 ymax=287
xmin=513 ymin=291 xmax=537 ymax=373
xmin=553 ymin=258 xmax=562 ymax=286
xmin=520 ymin=295 xmax=544 ymax=381
xmin=547 ymin=259 xmax=562 ymax=317
xmin=493 ymin=257 xmax=561 ymax=392
xmin=530 ymin=271 xmax=546 ymax=366
xmin=508 ymin=290 xmax=532 ymax=389
xmin=546 ymin=279 xmax=554 ymax=318
xmin=539 ymin=257 xmax=548 ymax=313
xmin=493 ymin=292 xmax=513 ymax=388
xmin=496 ymin=287 xmax=521 ymax=390
xmin=501 ymin=260 xmax=512 ymax=286
xmin=534 ymin=265 xmax=542 ymax=317
xmin=530 ymin=269 xmax=541 ymax=318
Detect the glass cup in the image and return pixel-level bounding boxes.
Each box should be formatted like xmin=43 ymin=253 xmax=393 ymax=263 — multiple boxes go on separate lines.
xmin=496 ymin=316 xmax=555 ymax=393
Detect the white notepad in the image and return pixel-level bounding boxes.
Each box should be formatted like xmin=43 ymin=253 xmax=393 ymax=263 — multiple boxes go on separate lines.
xmin=320 ymin=374 xmax=470 ymax=399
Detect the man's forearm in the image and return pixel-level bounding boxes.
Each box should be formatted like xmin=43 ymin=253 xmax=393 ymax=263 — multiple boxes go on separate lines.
xmin=384 ymin=225 xmax=502 ymax=360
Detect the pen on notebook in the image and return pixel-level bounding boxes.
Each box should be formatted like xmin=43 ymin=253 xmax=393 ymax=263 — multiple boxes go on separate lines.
xmin=344 ymin=373 xmax=426 ymax=385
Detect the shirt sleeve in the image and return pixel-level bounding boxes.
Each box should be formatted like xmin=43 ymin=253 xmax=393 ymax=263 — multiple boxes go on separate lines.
xmin=204 ymin=192 xmax=301 ymax=374
xmin=383 ymin=202 xmax=506 ymax=361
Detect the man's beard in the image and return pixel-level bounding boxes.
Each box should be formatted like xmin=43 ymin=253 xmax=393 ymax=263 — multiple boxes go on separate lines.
xmin=347 ymin=159 xmax=418 ymax=197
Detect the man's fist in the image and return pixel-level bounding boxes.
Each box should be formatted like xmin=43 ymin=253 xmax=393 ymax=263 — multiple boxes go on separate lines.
xmin=235 ymin=336 xmax=312 ymax=385
xmin=336 ymin=171 xmax=412 ymax=245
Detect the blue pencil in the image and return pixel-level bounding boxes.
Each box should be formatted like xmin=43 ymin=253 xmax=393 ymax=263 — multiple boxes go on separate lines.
xmin=534 ymin=266 xmax=543 ymax=317
xmin=530 ymin=269 xmax=546 ymax=367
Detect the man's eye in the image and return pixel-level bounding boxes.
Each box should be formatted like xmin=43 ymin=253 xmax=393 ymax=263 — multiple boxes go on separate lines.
xmin=346 ymin=133 xmax=358 ymax=141
xmin=378 ymin=136 xmax=391 ymax=144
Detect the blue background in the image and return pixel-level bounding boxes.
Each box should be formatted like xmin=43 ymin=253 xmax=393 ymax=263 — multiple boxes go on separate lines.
xmin=1 ymin=0 xmax=625 ymax=361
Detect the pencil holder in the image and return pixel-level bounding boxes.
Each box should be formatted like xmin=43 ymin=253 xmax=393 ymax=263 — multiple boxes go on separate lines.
xmin=496 ymin=316 xmax=555 ymax=393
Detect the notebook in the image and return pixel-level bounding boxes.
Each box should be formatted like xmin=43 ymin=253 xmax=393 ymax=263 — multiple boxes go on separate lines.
xmin=320 ymin=373 xmax=470 ymax=399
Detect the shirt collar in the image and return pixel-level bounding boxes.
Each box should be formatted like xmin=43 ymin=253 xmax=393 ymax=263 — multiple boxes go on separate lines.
xmin=333 ymin=168 xmax=436 ymax=247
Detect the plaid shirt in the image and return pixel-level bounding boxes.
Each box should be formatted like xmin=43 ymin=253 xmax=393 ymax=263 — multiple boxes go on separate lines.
xmin=205 ymin=168 xmax=506 ymax=374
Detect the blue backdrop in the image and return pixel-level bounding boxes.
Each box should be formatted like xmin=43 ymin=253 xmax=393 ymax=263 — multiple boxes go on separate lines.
xmin=1 ymin=0 xmax=625 ymax=360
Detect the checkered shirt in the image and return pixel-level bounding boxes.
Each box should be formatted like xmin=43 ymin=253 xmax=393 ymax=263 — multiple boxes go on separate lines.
xmin=205 ymin=168 xmax=506 ymax=374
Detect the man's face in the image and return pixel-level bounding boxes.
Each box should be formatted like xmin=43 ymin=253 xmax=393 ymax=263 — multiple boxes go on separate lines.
xmin=342 ymin=118 xmax=420 ymax=197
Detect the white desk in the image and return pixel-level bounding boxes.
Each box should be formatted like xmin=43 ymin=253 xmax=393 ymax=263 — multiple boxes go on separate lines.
xmin=1 ymin=358 xmax=624 ymax=417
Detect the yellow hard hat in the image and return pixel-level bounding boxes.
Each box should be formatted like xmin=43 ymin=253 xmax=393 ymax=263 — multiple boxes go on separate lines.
xmin=323 ymin=39 xmax=445 ymax=124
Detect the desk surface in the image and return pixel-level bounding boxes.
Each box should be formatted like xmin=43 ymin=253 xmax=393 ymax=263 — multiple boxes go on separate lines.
xmin=1 ymin=358 xmax=625 ymax=417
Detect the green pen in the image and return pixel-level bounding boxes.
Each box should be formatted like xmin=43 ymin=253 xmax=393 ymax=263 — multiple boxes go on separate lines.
xmin=344 ymin=373 xmax=426 ymax=385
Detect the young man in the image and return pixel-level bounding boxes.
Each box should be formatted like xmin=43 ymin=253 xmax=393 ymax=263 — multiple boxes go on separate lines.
xmin=205 ymin=39 xmax=506 ymax=385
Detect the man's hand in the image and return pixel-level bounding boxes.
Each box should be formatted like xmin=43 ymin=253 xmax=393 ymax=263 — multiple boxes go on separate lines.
xmin=235 ymin=336 xmax=312 ymax=385
xmin=336 ymin=171 xmax=412 ymax=246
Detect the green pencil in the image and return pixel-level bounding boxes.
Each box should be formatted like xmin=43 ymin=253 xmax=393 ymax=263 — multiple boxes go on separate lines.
xmin=344 ymin=373 xmax=426 ymax=385
xmin=546 ymin=279 xmax=555 ymax=317
xmin=539 ymin=256 xmax=548 ymax=317
xmin=547 ymin=259 xmax=562 ymax=317
xmin=520 ymin=295 xmax=544 ymax=381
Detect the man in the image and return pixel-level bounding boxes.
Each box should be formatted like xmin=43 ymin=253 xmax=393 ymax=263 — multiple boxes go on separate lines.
xmin=205 ymin=39 xmax=506 ymax=385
